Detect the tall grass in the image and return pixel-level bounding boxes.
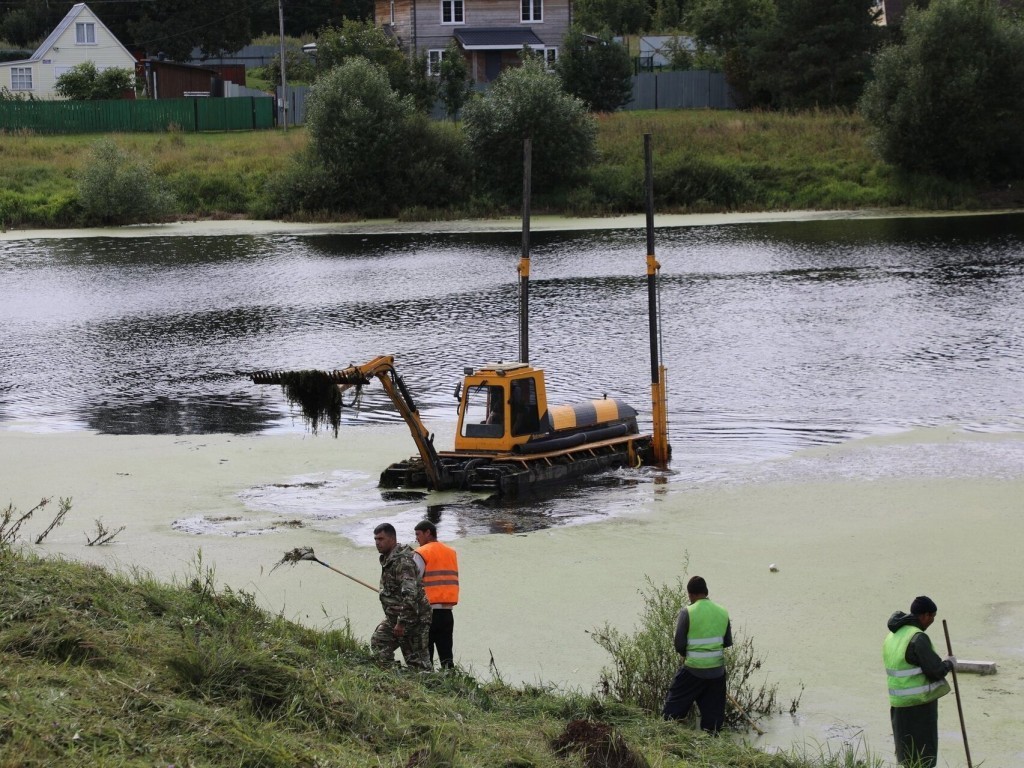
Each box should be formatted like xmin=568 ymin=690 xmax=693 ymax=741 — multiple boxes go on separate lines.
xmin=0 ymin=547 xmax=888 ymax=767
xmin=0 ymin=109 xmax=1010 ymax=230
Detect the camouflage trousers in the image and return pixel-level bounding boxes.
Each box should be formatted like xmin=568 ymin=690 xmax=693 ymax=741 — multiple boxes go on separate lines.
xmin=370 ymin=619 xmax=432 ymax=671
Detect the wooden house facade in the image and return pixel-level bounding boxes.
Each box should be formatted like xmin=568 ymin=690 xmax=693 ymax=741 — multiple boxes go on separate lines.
xmin=374 ymin=0 xmax=572 ymax=83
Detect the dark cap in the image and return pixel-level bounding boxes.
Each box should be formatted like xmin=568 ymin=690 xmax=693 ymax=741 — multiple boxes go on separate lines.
xmin=910 ymin=595 xmax=938 ymax=615
xmin=687 ymin=576 xmax=708 ymax=595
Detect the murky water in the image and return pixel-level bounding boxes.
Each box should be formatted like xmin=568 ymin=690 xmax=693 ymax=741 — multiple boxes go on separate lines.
xmin=2 ymin=213 xmax=1023 ymax=532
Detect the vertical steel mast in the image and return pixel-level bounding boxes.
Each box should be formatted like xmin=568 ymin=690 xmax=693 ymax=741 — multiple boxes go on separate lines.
xmin=645 ymin=134 xmax=670 ymax=466
xmin=519 ymin=138 xmax=531 ymax=364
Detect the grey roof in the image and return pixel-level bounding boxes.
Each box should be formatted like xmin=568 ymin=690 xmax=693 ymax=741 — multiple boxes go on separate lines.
xmin=454 ymin=27 xmax=544 ymax=51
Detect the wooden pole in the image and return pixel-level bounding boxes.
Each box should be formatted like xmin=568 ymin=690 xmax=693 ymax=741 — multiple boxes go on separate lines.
xmin=315 ymin=557 xmax=378 ymax=593
xmin=278 ymin=0 xmax=288 ymax=131
xmin=726 ymin=692 xmax=765 ymax=735
xmin=942 ymin=619 xmax=973 ymax=768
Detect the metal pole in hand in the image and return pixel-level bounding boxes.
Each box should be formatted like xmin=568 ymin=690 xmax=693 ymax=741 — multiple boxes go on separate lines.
xmin=942 ymin=619 xmax=973 ymax=768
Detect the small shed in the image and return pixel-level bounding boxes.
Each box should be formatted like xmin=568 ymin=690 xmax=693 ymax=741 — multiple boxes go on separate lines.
xmin=141 ymin=59 xmax=222 ymax=99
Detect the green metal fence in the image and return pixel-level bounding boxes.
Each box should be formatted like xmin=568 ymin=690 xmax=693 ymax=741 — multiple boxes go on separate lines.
xmin=0 ymin=96 xmax=275 ymax=134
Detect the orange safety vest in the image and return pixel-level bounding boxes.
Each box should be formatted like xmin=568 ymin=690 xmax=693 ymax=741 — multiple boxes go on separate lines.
xmin=416 ymin=541 xmax=460 ymax=607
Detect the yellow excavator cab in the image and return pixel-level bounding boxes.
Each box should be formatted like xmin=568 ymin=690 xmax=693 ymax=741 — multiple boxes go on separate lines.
xmin=455 ymin=363 xmax=547 ymax=453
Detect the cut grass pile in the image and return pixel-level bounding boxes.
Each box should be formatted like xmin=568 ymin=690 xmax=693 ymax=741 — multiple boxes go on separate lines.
xmin=0 ymin=548 xmax=884 ymax=767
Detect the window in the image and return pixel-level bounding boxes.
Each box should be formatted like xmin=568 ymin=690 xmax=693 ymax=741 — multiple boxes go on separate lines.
xmin=521 ymin=0 xmax=542 ymax=22
xmin=11 ymin=67 xmax=32 ymax=91
xmin=461 ymin=385 xmax=505 ymax=439
xmin=75 ymin=22 xmax=96 ymax=44
xmin=441 ymin=0 xmax=464 ymax=24
xmin=390 ymin=0 xmax=395 ymax=24
xmin=544 ymin=48 xmax=558 ymax=69
xmin=427 ymin=49 xmax=447 ymax=76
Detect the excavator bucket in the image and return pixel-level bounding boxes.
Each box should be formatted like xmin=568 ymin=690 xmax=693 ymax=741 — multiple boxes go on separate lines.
xmin=251 ymin=369 xmax=355 ymax=436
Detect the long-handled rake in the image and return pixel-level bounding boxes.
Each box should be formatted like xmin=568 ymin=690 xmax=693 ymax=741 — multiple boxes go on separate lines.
xmin=273 ymin=546 xmax=378 ymax=593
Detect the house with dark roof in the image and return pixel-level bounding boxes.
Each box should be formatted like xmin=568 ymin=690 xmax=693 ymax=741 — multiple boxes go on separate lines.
xmin=0 ymin=3 xmax=137 ymax=99
xmin=374 ymin=0 xmax=571 ymax=82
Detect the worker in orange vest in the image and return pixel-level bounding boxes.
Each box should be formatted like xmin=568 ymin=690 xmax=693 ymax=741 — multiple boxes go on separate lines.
xmin=413 ymin=520 xmax=460 ymax=669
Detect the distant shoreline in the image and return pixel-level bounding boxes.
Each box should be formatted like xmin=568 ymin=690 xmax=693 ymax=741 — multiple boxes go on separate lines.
xmin=4 ymin=208 xmax=1023 ymax=241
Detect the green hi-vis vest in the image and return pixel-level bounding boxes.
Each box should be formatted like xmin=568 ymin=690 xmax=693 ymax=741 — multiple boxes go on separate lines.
xmin=683 ymin=599 xmax=730 ymax=670
xmin=883 ymin=625 xmax=951 ymax=707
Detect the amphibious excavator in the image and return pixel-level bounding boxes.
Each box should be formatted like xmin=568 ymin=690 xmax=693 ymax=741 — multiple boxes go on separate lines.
xmin=253 ymin=354 xmax=657 ymax=499
xmin=251 ymin=136 xmax=670 ymax=500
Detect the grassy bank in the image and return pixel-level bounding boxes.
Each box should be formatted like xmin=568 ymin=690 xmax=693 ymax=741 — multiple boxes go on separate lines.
xmin=1 ymin=109 xmax=1013 ymax=231
xmin=0 ymin=548 xmax=879 ymax=767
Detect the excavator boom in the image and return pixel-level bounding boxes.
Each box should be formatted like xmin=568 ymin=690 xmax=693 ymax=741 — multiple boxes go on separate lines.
xmin=252 ymin=356 xmax=449 ymax=490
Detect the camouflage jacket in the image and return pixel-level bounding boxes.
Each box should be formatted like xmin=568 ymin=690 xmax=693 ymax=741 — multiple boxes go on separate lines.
xmin=378 ymin=543 xmax=431 ymax=625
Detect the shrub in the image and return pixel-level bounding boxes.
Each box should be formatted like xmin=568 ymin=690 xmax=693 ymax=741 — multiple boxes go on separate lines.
xmin=55 ymin=61 xmax=135 ymax=100
xmin=77 ymin=139 xmax=176 ymax=225
xmin=315 ymin=19 xmax=436 ymax=112
xmin=463 ymin=55 xmax=597 ymax=198
xmin=656 ymin=154 xmax=756 ymax=210
xmin=860 ymin=0 xmax=1024 ymax=181
xmin=268 ymin=45 xmax=317 ymax=85
xmin=591 ymin=572 xmax=801 ymax=729
xmin=304 ymin=57 xmax=416 ymax=213
xmin=288 ymin=58 xmax=469 ymax=217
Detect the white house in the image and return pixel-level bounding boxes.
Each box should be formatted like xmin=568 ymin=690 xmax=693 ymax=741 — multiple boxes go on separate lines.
xmin=0 ymin=3 xmax=137 ymax=99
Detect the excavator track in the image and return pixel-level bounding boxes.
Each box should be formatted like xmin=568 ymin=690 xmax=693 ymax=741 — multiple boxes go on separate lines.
xmin=379 ymin=434 xmax=657 ymax=500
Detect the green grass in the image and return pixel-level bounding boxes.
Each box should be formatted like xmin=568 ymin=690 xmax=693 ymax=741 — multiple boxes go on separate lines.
xmin=1 ymin=109 xmax=1016 ymax=230
xmin=0 ymin=547 xmax=885 ymax=767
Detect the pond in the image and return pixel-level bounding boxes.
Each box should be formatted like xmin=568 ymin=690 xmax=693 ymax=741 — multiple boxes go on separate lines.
xmin=3 ymin=212 xmax=1022 ymax=503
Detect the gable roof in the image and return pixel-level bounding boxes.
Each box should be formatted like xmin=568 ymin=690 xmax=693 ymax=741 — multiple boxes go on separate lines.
xmin=32 ymin=3 xmax=87 ymax=60
xmin=24 ymin=2 xmax=134 ymax=63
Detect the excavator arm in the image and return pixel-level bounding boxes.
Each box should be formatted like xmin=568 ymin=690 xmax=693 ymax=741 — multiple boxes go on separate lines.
xmin=252 ymin=355 xmax=449 ymax=490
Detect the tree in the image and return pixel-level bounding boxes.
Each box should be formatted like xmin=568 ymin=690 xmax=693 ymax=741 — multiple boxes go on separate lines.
xmin=686 ymin=0 xmax=776 ymax=51
xmin=574 ymin=0 xmax=649 ymax=34
xmin=437 ymin=40 xmax=472 ymax=120
xmin=555 ymin=28 xmax=633 ymax=112
xmin=744 ymin=0 xmax=882 ymax=109
xmin=652 ymin=0 xmax=684 ymax=30
xmin=462 ymin=56 xmax=597 ymax=197
xmin=684 ymin=0 xmax=776 ymax=100
xmin=315 ymin=19 xmax=435 ymax=111
xmin=126 ymin=0 xmax=263 ymax=60
xmin=860 ymin=0 xmax=1024 ymax=181
xmin=304 ymin=57 xmax=417 ymax=210
xmin=54 ymin=62 xmax=135 ymax=100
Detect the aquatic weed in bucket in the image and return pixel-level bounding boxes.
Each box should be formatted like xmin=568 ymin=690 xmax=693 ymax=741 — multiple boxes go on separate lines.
xmin=277 ymin=370 xmax=344 ymax=436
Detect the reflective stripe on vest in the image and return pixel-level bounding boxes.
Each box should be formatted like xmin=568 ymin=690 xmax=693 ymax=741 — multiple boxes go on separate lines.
xmin=684 ymin=600 xmax=729 ymax=669
xmin=883 ymin=625 xmax=950 ymax=707
xmin=416 ymin=541 xmax=460 ymax=606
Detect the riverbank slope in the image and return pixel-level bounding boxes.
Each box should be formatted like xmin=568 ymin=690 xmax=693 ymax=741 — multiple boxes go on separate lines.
xmin=3 ymin=110 xmax=1021 ymax=232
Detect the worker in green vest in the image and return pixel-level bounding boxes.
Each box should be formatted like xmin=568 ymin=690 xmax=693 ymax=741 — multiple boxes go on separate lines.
xmin=662 ymin=575 xmax=733 ymax=733
xmin=883 ymin=595 xmax=956 ymax=767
